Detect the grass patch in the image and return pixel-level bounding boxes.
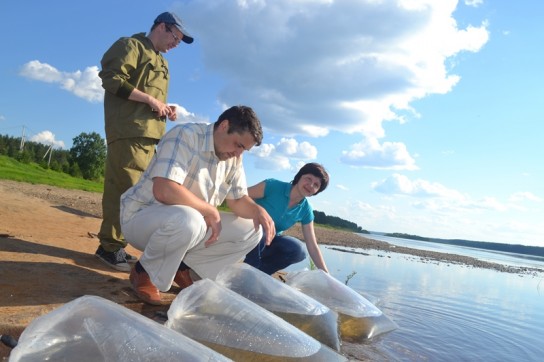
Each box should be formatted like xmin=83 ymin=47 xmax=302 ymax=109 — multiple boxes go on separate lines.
xmin=0 ymin=155 xmax=103 ymax=193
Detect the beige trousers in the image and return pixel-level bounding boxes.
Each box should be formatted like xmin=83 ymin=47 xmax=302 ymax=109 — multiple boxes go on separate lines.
xmin=121 ymin=205 xmax=261 ymax=291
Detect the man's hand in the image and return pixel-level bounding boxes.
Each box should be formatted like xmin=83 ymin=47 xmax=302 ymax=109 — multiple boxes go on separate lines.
xmin=167 ymin=105 xmax=178 ymax=121
xmin=152 ymin=178 xmax=223 ymax=246
xmin=128 ymin=89 xmax=173 ymax=119
xmin=227 ymin=196 xmax=276 ymax=244
xmin=253 ymin=205 xmax=275 ymax=246
xmin=148 ymin=99 xmax=171 ymax=118
xmin=203 ymin=208 xmax=222 ymax=247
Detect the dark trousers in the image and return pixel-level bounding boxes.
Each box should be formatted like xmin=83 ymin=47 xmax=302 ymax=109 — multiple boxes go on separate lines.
xmin=244 ymin=234 xmax=306 ymax=274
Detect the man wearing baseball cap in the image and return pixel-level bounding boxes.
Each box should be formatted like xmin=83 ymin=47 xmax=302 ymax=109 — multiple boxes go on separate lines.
xmin=154 ymin=11 xmax=194 ymax=44
xmin=95 ymin=12 xmax=193 ymax=272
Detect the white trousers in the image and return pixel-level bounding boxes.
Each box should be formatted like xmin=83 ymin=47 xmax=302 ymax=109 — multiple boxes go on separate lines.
xmin=121 ymin=205 xmax=262 ymax=291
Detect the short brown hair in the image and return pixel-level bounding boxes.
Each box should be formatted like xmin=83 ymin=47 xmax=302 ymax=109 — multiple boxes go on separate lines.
xmin=292 ymin=163 xmax=329 ymax=195
xmin=214 ymin=105 xmax=263 ymax=146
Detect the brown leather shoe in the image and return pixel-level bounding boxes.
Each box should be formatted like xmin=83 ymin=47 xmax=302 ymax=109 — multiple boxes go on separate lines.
xmin=174 ymin=269 xmax=194 ymax=289
xmin=129 ymin=268 xmax=161 ymax=305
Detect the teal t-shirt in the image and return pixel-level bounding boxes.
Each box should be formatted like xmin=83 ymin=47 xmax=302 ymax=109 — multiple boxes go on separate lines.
xmin=255 ymin=178 xmax=314 ymax=235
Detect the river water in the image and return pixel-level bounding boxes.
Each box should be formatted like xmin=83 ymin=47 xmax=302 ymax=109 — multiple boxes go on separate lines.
xmin=287 ymin=234 xmax=544 ymax=361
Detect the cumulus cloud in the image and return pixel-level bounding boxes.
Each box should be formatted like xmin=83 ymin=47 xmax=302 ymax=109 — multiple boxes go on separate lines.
xmin=465 ymin=0 xmax=483 ymax=7
xmin=372 ymin=173 xmax=466 ymax=199
xmin=340 ymin=138 xmax=417 ymax=170
xmin=276 ymin=138 xmax=318 ymax=159
xmin=509 ymin=192 xmax=542 ymax=203
xmin=371 ymin=173 xmax=518 ymax=213
xmin=178 ymin=0 xmax=489 ymax=134
xmin=250 ymin=137 xmax=318 ymax=170
xmin=20 ymin=60 xmax=103 ymax=103
xmin=170 ymin=103 xmax=209 ymax=124
xmin=30 ymin=130 xmax=66 ymax=149
xmin=178 ymin=0 xmax=488 ymax=169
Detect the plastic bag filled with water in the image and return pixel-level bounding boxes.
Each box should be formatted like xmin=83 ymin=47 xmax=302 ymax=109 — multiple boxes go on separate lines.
xmin=215 ymin=263 xmax=340 ymax=351
xmin=165 ymin=279 xmax=347 ymax=361
xmin=285 ymin=270 xmax=398 ymax=342
xmin=9 ymin=295 xmax=231 ymax=362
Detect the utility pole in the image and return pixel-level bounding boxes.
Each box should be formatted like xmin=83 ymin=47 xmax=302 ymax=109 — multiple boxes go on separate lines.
xmin=42 ymin=144 xmax=53 ymax=167
xmin=19 ymin=126 xmax=26 ymax=152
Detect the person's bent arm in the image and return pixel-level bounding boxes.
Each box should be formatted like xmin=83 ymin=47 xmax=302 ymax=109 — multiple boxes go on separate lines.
xmin=247 ymin=181 xmax=265 ymax=199
xmin=128 ymin=88 xmax=176 ymax=120
xmin=301 ymin=222 xmax=329 ymax=273
xmin=153 ymin=177 xmax=221 ymax=245
xmin=100 ymin=39 xmax=176 ymax=121
xmin=227 ymin=195 xmax=275 ymax=245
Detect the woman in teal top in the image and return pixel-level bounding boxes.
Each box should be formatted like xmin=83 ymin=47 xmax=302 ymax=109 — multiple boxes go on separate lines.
xmin=244 ymin=163 xmax=330 ymax=274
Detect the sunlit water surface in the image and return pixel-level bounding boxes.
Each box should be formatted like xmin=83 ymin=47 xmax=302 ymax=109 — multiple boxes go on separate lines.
xmin=286 ymin=236 xmax=544 ymax=361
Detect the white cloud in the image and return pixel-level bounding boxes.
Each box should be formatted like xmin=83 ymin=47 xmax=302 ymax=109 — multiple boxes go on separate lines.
xmin=179 ymin=0 xmax=489 ymax=139
xmin=464 ymin=0 xmax=483 ymax=7
xmin=250 ymin=143 xmax=275 ymax=158
xmin=20 ymin=60 xmax=103 ymax=103
xmin=276 ymin=138 xmax=317 ymax=159
xmin=30 ymin=130 xmax=66 ymax=149
xmin=473 ymin=197 xmax=508 ymax=212
xmin=340 ymin=138 xmax=417 ymax=170
xmin=372 ymin=174 xmax=467 ymax=199
xmin=170 ymin=103 xmax=210 ymax=124
xmin=336 ymin=184 xmax=349 ymax=191
xmin=372 ymin=174 xmax=475 ymax=214
xmin=251 ymin=155 xmax=292 ymax=171
xmin=371 ymin=173 xmax=521 ymax=214
xmin=250 ymin=137 xmax=318 ymax=170
xmin=0 ymin=115 xmax=5 ymax=121
xmin=509 ymin=192 xmax=542 ymax=203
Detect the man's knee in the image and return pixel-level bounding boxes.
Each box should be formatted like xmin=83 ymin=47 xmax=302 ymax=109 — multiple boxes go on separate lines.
xmin=165 ymin=206 xmax=207 ymax=239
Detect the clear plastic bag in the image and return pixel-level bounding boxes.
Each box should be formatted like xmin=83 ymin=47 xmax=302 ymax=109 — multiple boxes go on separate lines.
xmin=215 ymin=263 xmax=340 ymax=351
xmin=165 ymin=279 xmax=347 ymax=361
xmin=285 ymin=270 xmax=398 ymax=342
xmin=9 ymin=295 xmax=231 ymax=362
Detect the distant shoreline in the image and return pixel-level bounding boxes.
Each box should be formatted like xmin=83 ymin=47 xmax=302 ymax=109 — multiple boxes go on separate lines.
xmin=380 ymin=232 xmax=544 ymax=258
xmin=284 ymin=226 xmax=544 ymax=276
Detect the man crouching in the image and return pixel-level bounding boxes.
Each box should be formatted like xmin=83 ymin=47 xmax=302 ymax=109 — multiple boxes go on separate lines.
xmin=120 ymin=105 xmax=275 ymax=305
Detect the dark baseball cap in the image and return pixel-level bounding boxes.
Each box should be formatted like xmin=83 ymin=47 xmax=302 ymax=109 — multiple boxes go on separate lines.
xmin=154 ymin=12 xmax=194 ymax=44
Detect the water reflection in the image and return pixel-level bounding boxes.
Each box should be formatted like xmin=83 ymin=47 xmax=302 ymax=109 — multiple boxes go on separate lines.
xmin=286 ymin=246 xmax=544 ymax=361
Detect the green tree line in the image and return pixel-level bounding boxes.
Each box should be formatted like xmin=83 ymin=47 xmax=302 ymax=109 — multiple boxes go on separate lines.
xmin=314 ymin=210 xmax=369 ymax=234
xmin=0 ymin=133 xmax=106 ymax=181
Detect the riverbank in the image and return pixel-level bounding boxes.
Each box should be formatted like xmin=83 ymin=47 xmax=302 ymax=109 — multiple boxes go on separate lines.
xmin=2 ymin=179 xmax=542 ymax=276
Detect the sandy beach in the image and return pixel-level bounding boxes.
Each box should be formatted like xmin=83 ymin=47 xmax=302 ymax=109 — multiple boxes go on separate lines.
xmin=2 ymin=179 xmax=542 ymax=276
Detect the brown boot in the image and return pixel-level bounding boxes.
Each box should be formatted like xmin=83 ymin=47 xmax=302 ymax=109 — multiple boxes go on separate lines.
xmin=174 ymin=269 xmax=194 ymax=289
xmin=129 ymin=267 xmax=161 ymax=305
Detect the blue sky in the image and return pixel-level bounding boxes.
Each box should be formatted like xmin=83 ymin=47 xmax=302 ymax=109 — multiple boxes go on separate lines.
xmin=1 ymin=0 xmax=542 ymax=246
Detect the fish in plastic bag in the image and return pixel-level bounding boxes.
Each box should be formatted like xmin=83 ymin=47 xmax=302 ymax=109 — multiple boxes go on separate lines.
xmin=284 ymin=270 xmax=398 ymax=342
xmin=9 ymin=295 xmax=231 ymax=362
xmin=215 ymin=263 xmax=340 ymax=351
xmin=165 ymin=279 xmax=347 ymax=361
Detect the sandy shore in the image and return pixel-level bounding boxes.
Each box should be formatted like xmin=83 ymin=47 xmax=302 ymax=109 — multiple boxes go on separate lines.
xmin=2 ymin=179 xmax=542 ymax=276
